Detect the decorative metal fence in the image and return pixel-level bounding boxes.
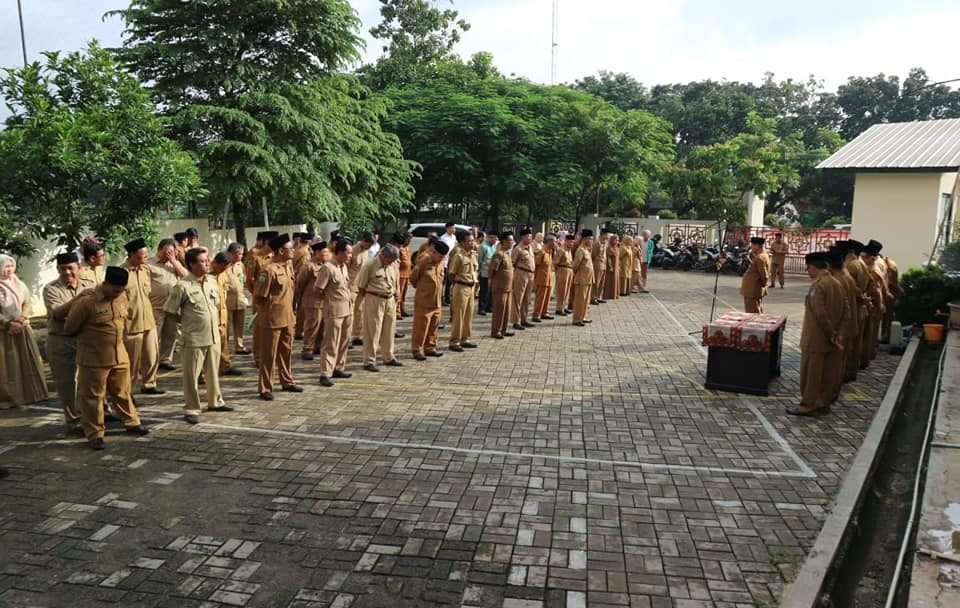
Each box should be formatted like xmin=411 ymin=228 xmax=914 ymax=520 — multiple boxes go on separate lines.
xmin=725 ymin=227 xmax=851 ymax=274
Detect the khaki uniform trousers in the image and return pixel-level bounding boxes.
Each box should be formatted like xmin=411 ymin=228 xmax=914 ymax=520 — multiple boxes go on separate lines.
xmin=77 ymin=364 xmax=142 ymax=439
xmin=154 ymin=305 xmax=179 ymax=365
xmin=640 ymin=262 xmax=649 ymax=290
xmin=363 ymin=294 xmax=397 ymax=364
xmin=258 ymin=324 xmax=294 ymax=394
xmin=510 ymin=271 xmax=533 ymax=324
xmin=554 ymin=269 xmax=573 ymax=314
xmin=230 ymin=309 xmax=246 ymax=351
xmin=881 ymin=299 xmax=895 ymax=343
xmin=592 ymin=268 xmax=606 ymax=301
xmin=845 ymin=307 xmax=866 ymax=381
xmin=770 ymin=258 xmax=786 ymax=288
xmin=490 ymin=289 xmax=512 ymax=336
xmin=124 ymin=329 xmax=159 ymax=390
xmin=861 ymin=310 xmax=881 ymax=364
xmin=412 ymin=307 xmax=441 ymax=354
xmin=743 ymin=297 xmax=763 ymax=314
xmin=320 ymin=315 xmax=351 ymax=377
xmin=448 ymin=284 xmax=474 ymax=345
xmin=397 ymin=277 xmax=410 ymax=317
xmin=183 ymin=344 xmax=224 ymax=415
xmin=47 ymin=335 xmax=81 ymax=425
xmin=799 ymin=349 xmax=841 ymax=410
xmin=252 ymin=313 xmax=262 ymax=362
xmin=534 ymin=284 xmax=552 ymax=318
xmin=218 ymin=324 xmax=231 ymax=374
xmin=302 ymin=307 xmax=323 ymax=355
xmin=351 ymin=292 xmax=364 ymax=339
xmin=295 ymin=302 xmax=306 ymax=339
xmin=573 ymin=284 xmax=591 ymax=323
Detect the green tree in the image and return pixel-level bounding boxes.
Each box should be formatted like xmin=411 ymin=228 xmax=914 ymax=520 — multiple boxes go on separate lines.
xmin=114 ymin=0 xmax=415 ymax=242
xmin=0 ymin=42 xmax=201 ymax=254
xmin=574 ymin=71 xmax=650 ymax=111
xmin=362 ymin=0 xmax=471 ymax=90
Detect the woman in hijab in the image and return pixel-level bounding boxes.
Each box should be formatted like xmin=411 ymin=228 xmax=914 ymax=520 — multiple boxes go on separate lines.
xmin=0 ymin=254 xmax=49 ymax=407
xmin=619 ymin=235 xmax=635 ymax=296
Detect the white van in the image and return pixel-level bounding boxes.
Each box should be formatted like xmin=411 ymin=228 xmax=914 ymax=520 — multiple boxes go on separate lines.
xmin=406 ymin=223 xmax=472 ymax=258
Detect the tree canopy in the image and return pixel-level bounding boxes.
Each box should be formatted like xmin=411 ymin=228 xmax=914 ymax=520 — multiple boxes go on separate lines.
xmin=0 ymin=42 xmax=202 ymax=255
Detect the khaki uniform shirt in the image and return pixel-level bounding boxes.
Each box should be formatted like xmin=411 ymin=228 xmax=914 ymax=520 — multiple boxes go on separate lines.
xmin=801 ymin=273 xmax=845 ymax=353
xmin=64 ymin=287 xmax=129 ymax=368
xmin=358 ymin=258 xmax=399 ymax=297
xmin=297 ymin=261 xmax=325 ymax=310
xmin=448 ymin=250 xmax=478 ymax=286
xmin=554 ymin=248 xmax=573 ymax=270
xmin=292 ymin=244 xmax=310 ymax=276
xmin=79 ymin=264 xmax=104 ymax=287
xmin=121 ymin=261 xmax=156 ymax=333
xmin=398 ymin=246 xmax=413 ymax=279
xmin=315 ymin=261 xmax=352 ymax=318
xmin=226 ymin=262 xmax=247 ymax=310
xmin=534 ymin=249 xmax=554 ymax=288
xmin=149 ymin=259 xmax=181 ymax=310
xmin=215 ymin=272 xmax=230 ymax=328
xmin=348 ymin=247 xmax=369 ymax=294
xmin=831 ymin=268 xmax=860 ymax=339
xmin=246 ymin=249 xmax=271 ymax=294
xmin=409 ymin=258 xmax=444 ymax=311
xmin=255 ymin=261 xmax=296 ymax=329
xmin=511 ymin=244 xmax=535 ymax=275
xmin=741 ymin=252 xmax=770 ymax=298
xmin=591 ymin=239 xmax=607 ymax=267
xmin=43 ymin=276 xmax=96 ymax=337
xmin=770 ymin=241 xmax=788 ymax=262
xmin=164 ymin=274 xmax=220 ymax=347
xmin=488 ymin=249 xmax=514 ymax=293
xmin=573 ymin=246 xmax=594 ymax=285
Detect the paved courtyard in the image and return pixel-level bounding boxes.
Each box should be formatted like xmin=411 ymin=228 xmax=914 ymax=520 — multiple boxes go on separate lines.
xmin=0 ymin=270 xmax=900 ymax=608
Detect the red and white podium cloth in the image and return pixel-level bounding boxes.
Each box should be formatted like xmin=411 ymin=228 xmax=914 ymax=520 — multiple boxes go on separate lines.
xmin=702 ymin=312 xmax=787 ymax=352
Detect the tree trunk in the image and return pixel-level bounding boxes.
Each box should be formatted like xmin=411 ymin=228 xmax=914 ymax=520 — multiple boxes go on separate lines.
xmin=234 ymin=203 xmax=248 ymax=246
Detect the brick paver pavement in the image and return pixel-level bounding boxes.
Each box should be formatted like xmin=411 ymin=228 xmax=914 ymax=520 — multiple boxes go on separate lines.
xmin=0 ymin=270 xmax=899 ymax=607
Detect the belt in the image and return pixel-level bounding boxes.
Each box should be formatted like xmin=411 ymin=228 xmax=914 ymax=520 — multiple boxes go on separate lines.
xmin=455 ymin=281 xmax=475 ymax=286
xmin=516 ymin=267 xmax=534 ymax=273
xmin=558 ymin=265 xmax=572 ymax=269
xmin=366 ymin=292 xmax=394 ymax=299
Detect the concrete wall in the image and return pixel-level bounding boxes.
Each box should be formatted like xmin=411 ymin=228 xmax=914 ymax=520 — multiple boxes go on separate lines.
xmin=851 ymin=172 xmax=957 ymax=271
xmin=15 ymin=220 xmax=309 ymax=318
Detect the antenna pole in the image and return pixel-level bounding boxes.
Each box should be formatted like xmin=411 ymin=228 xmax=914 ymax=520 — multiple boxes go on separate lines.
xmin=550 ymin=0 xmax=558 ymax=84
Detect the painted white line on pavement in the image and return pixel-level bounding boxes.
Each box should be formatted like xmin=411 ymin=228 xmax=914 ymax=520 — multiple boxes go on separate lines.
xmin=647 ymin=291 xmax=709 ymax=356
xmin=739 ymin=396 xmax=817 ymax=479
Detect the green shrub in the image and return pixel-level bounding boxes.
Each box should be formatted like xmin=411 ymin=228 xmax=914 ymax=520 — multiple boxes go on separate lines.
xmin=896 ymin=266 xmax=960 ymax=325
xmin=657 ymin=209 xmax=677 ymax=219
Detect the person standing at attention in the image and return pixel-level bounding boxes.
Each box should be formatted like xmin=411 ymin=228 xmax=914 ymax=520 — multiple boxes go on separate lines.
xmin=254 ymin=234 xmax=303 ymax=400
xmin=769 ymin=233 xmax=788 ymax=289
xmin=741 ymin=237 xmax=770 ymax=313
xmin=447 ymin=232 xmax=479 ymax=351
xmin=410 ymin=240 xmax=447 ymax=360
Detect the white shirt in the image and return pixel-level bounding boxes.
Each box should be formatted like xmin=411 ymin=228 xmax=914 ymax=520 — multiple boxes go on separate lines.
xmin=439 ymin=232 xmax=458 ymax=266
xmin=367 ymin=242 xmax=381 ymax=260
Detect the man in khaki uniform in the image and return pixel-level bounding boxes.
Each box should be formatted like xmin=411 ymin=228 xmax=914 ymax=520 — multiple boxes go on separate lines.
xmin=827 ymin=247 xmax=860 ymax=391
xmin=861 ymin=240 xmax=886 ymax=363
xmin=254 ymin=233 xmax=302 ymax=400
xmin=787 ymin=252 xmax=845 ymax=416
xmin=769 ymin=233 xmax=788 ymax=288
xmin=150 ymin=238 xmax=188 ymax=371
xmin=842 ymin=240 xmax=873 ymax=372
xmin=880 ymin=251 xmax=900 ymax=344
xmin=554 ymin=235 xmax=575 ymax=316
xmin=121 ymin=238 xmax=164 ymax=395
xmin=395 ymin=233 xmax=413 ymax=319
xmin=297 ymin=242 xmax=329 ymax=360
xmin=741 ymin=237 xmax=770 ymax=313
xmin=591 ymin=228 xmax=609 ymax=305
xmin=358 ymin=244 xmax=403 ymax=370
xmin=447 ymin=233 xmax=479 ymax=352
xmin=316 ymin=240 xmax=354 ymax=387
xmin=410 ymin=240 xmax=447 ymax=360
xmin=247 ymin=231 xmax=277 ymax=363
xmin=510 ymin=228 xmax=536 ymax=331
xmin=226 ymin=243 xmax=249 ymax=354
xmin=533 ymin=234 xmax=557 ymax=321
xmin=211 ymin=253 xmax=243 ymax=377
xmin=573 ymin=230 xmax=595 ymax=326
xmin=292 ymin=232 xmax=311 ymax=339
xmin=165 ymin=248 xmax=235 ymax=424
xmin=174 ymin=232 xmax=188 ymax=265
xmin=488 ymin=232 xmax=515 ymax=339
xmin=42 ymin=252 xmax=95 ymax=432
xmin=349 ymin=234 xmax=374 ymax=345
xmin=63 ymin=266 xmax=150 ymax=449
xmin=79 ymin=242 xmax=106 ymax=286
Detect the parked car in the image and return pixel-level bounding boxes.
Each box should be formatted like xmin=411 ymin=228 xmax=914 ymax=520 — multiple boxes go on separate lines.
xmin=406 ymin=223 xmax=472 ymax=259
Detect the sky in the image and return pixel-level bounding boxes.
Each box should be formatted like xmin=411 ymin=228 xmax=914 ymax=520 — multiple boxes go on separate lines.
xmin=1 ymin=0 xmax=959 ymax=90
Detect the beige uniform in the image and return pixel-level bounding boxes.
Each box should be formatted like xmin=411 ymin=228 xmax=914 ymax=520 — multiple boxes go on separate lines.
xmin=63 ymin=288 xmax=142 ymax=439
xmin=769 ymin=241 xmax=788 ymax=287
xmin=226 ymin=261 xmax=247 ymax=351
xmin=741 ymin=251 xmax=770 ymax=313
xmin=149 ymin=259 xmax=181 ymax=366
xmin=358 ymin=257 xmax=400 ymax=363
xmin=215 ymin=271 xmax=232 ymax=373
xmin=296 ymin=258 xmax=326 ymax=355
xmin=42 ymin=276 xmax=95 ymax=424
xmin=447 ymin=248 xmax=478 ymax=346
xmin=510 ymin=244 xmax=535 ymax=324
xmin=348 ymin=247 xmax=369 ymax=339
xmin=573 ymin=246 xmax=595 ymax=323
xmin=409 ymin=256 xmax=444 ymax=354
xmin=254 ymin=261 xmax=297 ymax=394
xmin=293 ymin=244 xmax=310 ymax=338
xmin=121 ymin=261 xmax=160 ymax=390
xmin=315 ymin=261 xmax=353 ymax=377
xmin=591 ymin=238 xmax=607 ymax=302
xmin=164 ymin=274 xmax=225 ymax=415
xmin=799 ymin=273 xmax=845 ymax=412
xmin=554 ymin=248 xmax=574 ymax=315
xmin=533 ymin=248 xmax=554 ymax=319
xmin=488 ymin=249 xmax=514 ymax=337
xmin=79 ymin=264 xmax=105 ymax=287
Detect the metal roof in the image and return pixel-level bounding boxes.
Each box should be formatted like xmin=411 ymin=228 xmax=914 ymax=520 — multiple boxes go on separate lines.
xmin=817 ymin=118 xmax=960 ymax=171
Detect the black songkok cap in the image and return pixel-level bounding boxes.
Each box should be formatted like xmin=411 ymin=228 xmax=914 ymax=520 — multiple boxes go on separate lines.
xmin=580 ymin=229 xmax=594 ymax=238
xmin=269 ymin=233 xmax=290 ymax=251
xmin=262 ymin=230 xmax=279 ymax=242
xmin=56 ymin=252 xmax=79 ymax=266
xmin=750 ymin=236 xmax=766 ymax=245
xmin=390 ymin=232 xmax=406 ymax=245
xmin=213 ymin=252 xmax=231 ymax=266
xmin=311 ymin=241 xmax=328 ymax=252
xmin=256 ymin=231 xmax=268 ymax=241
xmin=826 ymin=249 xmax=845 ymax=269
xmin=82 ymin=243 xmax=103 ymax=257
xmin=864 ymin=241 xmax=882 ymax=256
xmin=185 ymin=227 xmax=199 ymax=237
xmin=174 ymin=232 xmax=187 ymax=242
xmin=433 ymin=241 xmax=450 ymax=255
xmin=805 ymin=251 xmax=825 ymax=264
xmin=293 ymin=232 xmax=308 ymax=241
xmin=847 ymin=239 xmax=865 ymax=254
xmin=124 ymin=238 xmax=147 ymax=254
xmin=832 ymin=240 xmax=849 ymax=252
xmin=104 ymin=266 xmax=129 ymax=287
xmin=518 ymin=228 xmax=533 ymax=237
xmin=499 ymin=231 xmax=514 ymax=241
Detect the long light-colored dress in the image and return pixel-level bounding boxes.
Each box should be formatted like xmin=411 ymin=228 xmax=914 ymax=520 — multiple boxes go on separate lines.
xmin=0 ymin=275 xmax=49 ymax=407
